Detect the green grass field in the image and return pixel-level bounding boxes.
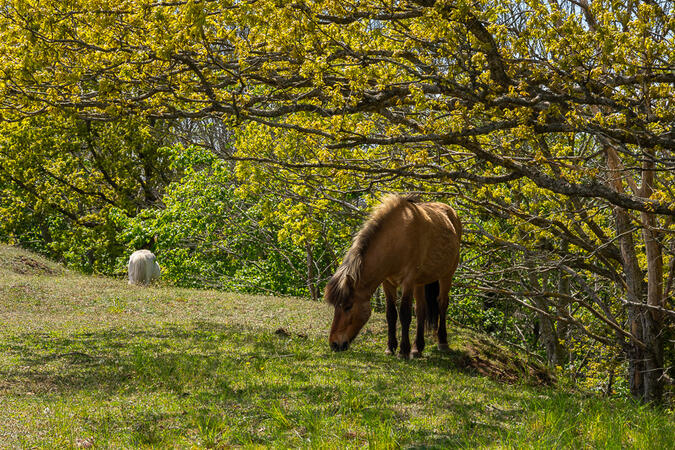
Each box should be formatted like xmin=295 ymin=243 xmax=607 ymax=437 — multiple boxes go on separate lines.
xmin=0 ymin=244 xmax=673 ymax=448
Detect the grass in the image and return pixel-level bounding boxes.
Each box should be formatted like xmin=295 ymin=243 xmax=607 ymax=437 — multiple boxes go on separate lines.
xmin=0 ymin=244 xmax=673 ymax=448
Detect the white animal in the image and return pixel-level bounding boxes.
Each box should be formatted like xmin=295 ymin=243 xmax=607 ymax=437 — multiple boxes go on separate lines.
xmin=127 ymin=249 xmax=161 ymax=285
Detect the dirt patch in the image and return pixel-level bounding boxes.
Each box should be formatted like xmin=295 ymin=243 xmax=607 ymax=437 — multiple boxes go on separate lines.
xmin=274 ymin=327 xmax=308 ymax=339
xmin=10 ymin=255 xmax=59 ymax=276
xmin=450 ymin=343 xmax=554 ymax=386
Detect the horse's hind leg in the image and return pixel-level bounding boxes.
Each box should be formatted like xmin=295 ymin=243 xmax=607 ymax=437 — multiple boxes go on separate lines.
xmin=411 ymin=284 xmax=426 ymax=358
xmin=437 ymin=278 xmax=452 ymax=352
xmin=398 ymin=288 xmax=414 ymax=359
xmin=383 ymin=281 xmax=398 ymax=355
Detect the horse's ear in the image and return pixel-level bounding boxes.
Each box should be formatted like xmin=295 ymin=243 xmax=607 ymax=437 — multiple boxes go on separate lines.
xmin=335 ymin=276 xmax=355 ymax=307
xmin=339 ymin=274 xmax=355 ymax=298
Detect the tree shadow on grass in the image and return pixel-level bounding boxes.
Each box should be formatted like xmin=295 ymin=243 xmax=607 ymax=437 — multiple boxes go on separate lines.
xmin=3 ymin=319 xmax=544 ymax=394
xmin=1 ymin=320 xmax=539 ymax=447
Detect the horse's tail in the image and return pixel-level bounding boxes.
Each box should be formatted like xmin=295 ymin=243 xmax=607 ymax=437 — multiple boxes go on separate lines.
xmin=424 ymin=281 xmax=440 ymax=331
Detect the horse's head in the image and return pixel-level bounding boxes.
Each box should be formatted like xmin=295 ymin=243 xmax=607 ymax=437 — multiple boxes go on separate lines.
xmin=325 ymin=273 xmax=372 ymax=351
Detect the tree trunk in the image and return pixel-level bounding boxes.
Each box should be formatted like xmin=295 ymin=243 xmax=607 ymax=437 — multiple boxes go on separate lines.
xmin=613 ymin=205 xmax=645 ymax=398
xmin=306 ymin=243 xmax=318 ymax=301
xmin=638 ymin=146 xmax=665 ymax=403
xmin=532 ymin=297 xmax=562 ymax=367
xmin=529 ymin=270 xmax=563 ymax=367
xmin=607 ymin=146 xmax=665 ymax=403
xmin=555 ymin=269 xmax=571 ymax=366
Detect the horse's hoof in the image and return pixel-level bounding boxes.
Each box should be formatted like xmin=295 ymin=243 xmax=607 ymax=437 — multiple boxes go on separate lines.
xmin=397 ymin=352 xmax=410 ymax=360
xmin=385 ymin=348 xmax=395 ymax=356
xmin=411 ymin=349 xmax=423 ymax=358
xmin=437 ymin=343 xmax=450 ymax=353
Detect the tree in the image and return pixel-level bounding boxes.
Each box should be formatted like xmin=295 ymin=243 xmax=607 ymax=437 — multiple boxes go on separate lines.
xmin=0 ymin=0 xmax=672 ymax=402
xmin=0 ymin=114 xmax=177 ymax=271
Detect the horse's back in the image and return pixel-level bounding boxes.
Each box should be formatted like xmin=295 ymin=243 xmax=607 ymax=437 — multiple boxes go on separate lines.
xmin=410 ymin=201 xmax=461 ymax=284
xmin=419 ymin=201 xmax=462 ymax=241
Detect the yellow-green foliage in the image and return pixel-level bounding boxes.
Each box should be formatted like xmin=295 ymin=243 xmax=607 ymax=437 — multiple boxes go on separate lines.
xmin=0 ymin=0 xmax=673 ymax=402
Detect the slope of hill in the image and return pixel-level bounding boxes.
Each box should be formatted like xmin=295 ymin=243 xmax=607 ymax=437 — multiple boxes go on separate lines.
xmin=0 ymin=244 xmax=672 ymax=448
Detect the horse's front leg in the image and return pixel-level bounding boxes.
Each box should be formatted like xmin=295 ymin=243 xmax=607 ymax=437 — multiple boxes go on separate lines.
xmin=398 ymin=289 xmax=414 ymax=359
xmin=383 ymin=281 xmax=398 ymax=355
xmin=411 ymin=285 xmax=426 ymax=358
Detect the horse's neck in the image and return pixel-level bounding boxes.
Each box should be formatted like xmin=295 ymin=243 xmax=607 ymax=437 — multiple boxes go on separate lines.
xmin=359 ymin=241 xmax=403 ymax=293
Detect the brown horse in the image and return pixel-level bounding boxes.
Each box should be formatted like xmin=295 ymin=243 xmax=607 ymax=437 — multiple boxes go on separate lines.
xmin=326 ymin=194 xmax=461 ymax=358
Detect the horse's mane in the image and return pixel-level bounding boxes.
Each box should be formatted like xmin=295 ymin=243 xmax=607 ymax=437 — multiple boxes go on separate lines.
xmin=325 ymin=194 xmax=419 ymax=306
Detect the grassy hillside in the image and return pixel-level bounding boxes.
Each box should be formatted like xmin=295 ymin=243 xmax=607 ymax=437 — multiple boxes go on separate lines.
xmin=0 ymin=244 xmax=672 ymax=448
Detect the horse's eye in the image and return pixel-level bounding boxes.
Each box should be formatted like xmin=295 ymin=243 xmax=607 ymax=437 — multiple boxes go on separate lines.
xmin=344 ymin=304 xmax=353 ymax=312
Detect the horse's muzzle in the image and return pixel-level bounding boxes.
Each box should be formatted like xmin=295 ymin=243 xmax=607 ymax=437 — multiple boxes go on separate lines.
xmin=330 ymin=341 xmax=349 ymax=352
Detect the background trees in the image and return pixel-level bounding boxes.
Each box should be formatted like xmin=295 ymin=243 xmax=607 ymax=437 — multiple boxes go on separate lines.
xmin=0 ymin=115 xmax=177 ymax=271
xmin=0 ymin=0 xmax=672 ymax=402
